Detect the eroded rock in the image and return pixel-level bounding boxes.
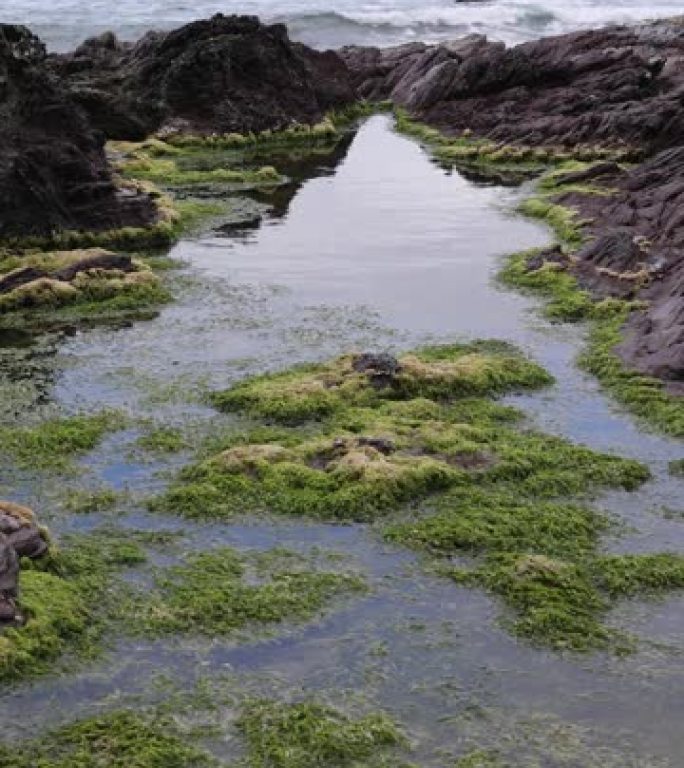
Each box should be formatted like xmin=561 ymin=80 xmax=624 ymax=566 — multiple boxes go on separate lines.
xmin=340 ymin=19 xmax=684 ymax=152
xmin=0 ymin=24 xmax=157 ymax=239
xmin=49 ymin=14 xmax=356 ymax=140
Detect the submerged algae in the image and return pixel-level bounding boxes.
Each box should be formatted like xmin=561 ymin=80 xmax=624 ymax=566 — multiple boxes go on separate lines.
xmin=134 ymin=547 xmax=366 ymax=638
xmin=0 ymin=410 xmax=126 ymax=471
xmin=0 ymin=710 xmax=219 ymax=768
xmin=0 ymin=695 xmax=402 ymax=768
xmin=238 ymin=700 xmax=402 ymax=768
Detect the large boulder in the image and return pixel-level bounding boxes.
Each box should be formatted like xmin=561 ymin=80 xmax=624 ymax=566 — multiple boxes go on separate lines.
xmin=49 ymin=14 xmax=357 ymax=140
xmin=340 ymin=19 xmax=684 ymax=152
xmin=0 ymin=25 xmax=157 ymax=239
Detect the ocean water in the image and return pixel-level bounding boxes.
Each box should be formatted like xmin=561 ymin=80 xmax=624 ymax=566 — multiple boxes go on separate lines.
xmin=5 ymin=0 xmax=683 ymax=52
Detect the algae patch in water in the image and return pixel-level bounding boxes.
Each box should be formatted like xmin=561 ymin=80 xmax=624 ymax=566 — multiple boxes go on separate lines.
xmin=0 ymin=710 xmax=219 ymax=768
xmin=132 ymin=547 xmax=366 ymax=638
xmin=153 ymin=342 xmax=556 ymax=521
xmin=0 ymin=410 xmax=126 ymax=471
xmin=238 ymin=699 xmax=403 ymax=768
xmin=147 ymin=340 xmax=684 ymax=653
xmin=0 ymin=696 xmax=403 ymax=768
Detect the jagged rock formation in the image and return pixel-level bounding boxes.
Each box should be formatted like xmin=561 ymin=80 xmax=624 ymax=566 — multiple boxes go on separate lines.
xmin=565 ymin=150 xmax=684 ymax=386
xmin=49 ymin=14 xmax=356 ymax=140
xmin=0 ymin=24 xmax=157 ymax=239
xmin=340 ymin=19 xmax=684 ymax=152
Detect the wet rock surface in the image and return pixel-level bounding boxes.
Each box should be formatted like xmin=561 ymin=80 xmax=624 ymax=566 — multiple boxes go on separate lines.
xmin=340 ymin=19 xmax=684 ymax=152
xmin=49 ymin=14 xmax=356 ymax=140
xmin=0 ymin=501 xmax=48 ymax=625
xmin=0 ymin=25 xmax=157 ymax=240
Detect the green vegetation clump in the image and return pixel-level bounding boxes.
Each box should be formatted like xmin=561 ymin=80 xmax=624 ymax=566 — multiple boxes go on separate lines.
xmin=115 ymin=142 xmax=283 ymax=187
xmin=387 ymin=485 xmax=684 ymax=651
xmin=0 ymin=410 xmax=126 ymax=470
xmin=0 ymin=249 xmax=172 ymax=319
xmin=517 ymin=197 xmax=585 ymax=249
xmin=238 ymin=700 xmax=402 ymax=768
xmin=154 ymin=343 xmax=560 ymax=521
xmin=64 ymin=487 xmax=122 ymax=513
xmin=0 ymin=711 xmax=218 ymax=768
xmin=136 ymin=426 xmax=187 ymax=454
xmin=669 ymin=458 xmax=684 ymax=477
xmin=134 ymin=547 xmax=366 ymax=637
xmin=211 ymin=342 xmax=553 ymax=424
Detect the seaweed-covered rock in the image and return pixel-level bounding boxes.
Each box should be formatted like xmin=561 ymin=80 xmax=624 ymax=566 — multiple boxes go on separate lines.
xmin=0 ymin=501 xmax=48 ymax=624
xmin=0 ymin=25 xmax=158 ymax=240
xmin=49 ymin=14 xmax=356 ymax=140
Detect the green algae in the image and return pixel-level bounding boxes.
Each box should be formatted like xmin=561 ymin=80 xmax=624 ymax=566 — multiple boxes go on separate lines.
xmin=0 ymin=410 xmax=126 ymax=471
xmin=133 ymin=547 xmax=366 ymax=638
xmin=135 ymin=425 xmax=187 ymax=454
xmin=154 ymin=343 xmax=559 ymax=521
xmin=0 ymin=710 xmax=219 ymax=768
xmin=64 ymin=487 xmax=122 ymax=513
xmin=669 ymin=459 xmax=684 ymax=477
xmin=517 ymin=197 xmax=586 ymax=249
xmin=393 ymin=110 xmax=633 ymax=182
xmin=211 ymin=342 xmax=553 ymax=424
xmin=387 ymin=484 xmax=684 ymax=652
xmin=0 ymin=696 xmax=403 ymax=768
xmin=238 ymin=700 xmax=402 ymax=768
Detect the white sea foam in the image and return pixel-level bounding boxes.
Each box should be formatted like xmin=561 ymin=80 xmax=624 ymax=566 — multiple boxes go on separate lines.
xmin=7 ymin=0 xmax=682 ymax=52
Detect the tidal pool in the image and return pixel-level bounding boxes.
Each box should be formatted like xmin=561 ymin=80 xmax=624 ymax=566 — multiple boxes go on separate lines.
xmin=1 ymin=116 xmax=683 ymax=766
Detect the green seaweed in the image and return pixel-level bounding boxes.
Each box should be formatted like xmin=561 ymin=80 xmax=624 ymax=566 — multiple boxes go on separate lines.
xmin=0 ymin=711 xmax=219 ymax=768
xmin=238 ymin=700 xmax=402 ymax=768
xmin=211 ymin=342 xmax=553 ymax=424
xmin=133 ymin=548 xmax=366 ymax=637
xmin=0 ymin=410 xmax=126 ymax=471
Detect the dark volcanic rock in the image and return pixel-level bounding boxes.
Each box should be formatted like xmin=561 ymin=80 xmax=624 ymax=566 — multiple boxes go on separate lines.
xmin=50 ymin=14 xmax=356 ymax=140
xmin=566 ymin=149 xmax=684 ymax=386
xmin=0 ymin=25 xmax=154 ymax=237
xmin=0 ymin=25 xmax=157 ymax=239
xmin=340 ymin=19 xmax=684 ymax=152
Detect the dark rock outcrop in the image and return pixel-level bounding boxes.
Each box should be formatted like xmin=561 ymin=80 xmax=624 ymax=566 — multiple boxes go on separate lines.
xmin=340 ymin=19 xmax=684 ymax=152
xmin=49 ymin=14 xmax=356 ymax=140
xmin=0 ymin=24 xmax=157 ymax=239
xmin=565 ymin=148 xmax=684 ymax=386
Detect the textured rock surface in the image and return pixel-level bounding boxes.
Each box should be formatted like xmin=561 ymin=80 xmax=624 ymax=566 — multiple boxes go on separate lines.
xmin=0 ymin=501 xmax=48 ymax=624
xmin=340 ymin=19 xmax=684 ymax=152
xmin=49 ymin=14 xmax=356 ymax=140
xmin=0 ymin=25 xmax=157 ymax=239
xmin=566 ymin=150 xmax=684 ymax=387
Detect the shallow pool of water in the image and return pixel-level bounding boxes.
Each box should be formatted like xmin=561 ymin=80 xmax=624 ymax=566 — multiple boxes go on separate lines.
xmin=1 ymin=116 xmax=683 ymax=766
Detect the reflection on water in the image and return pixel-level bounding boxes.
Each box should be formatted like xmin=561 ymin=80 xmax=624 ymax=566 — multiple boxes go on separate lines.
xmin=1 ymin=116 xmax=683 ymax=765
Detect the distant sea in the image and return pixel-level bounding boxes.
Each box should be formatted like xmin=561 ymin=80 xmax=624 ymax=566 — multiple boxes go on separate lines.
xmin=7 ymin=0 xmax=682 ymax=52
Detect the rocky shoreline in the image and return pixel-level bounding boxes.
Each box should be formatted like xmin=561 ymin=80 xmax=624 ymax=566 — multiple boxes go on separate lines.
xmin=1 ymin=14 xmax=682 ymax=386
